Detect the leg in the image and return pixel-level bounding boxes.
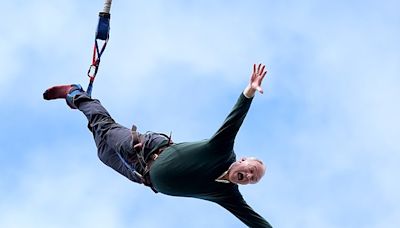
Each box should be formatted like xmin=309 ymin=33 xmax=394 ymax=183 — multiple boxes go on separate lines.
xmin=73 ymin=93 xmax=143 ymax=183
xmin=43 ymin=85 xmax=142 ymax=183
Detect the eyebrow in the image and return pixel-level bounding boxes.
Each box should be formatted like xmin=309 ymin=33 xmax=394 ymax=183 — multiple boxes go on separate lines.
xmin=250 ymin=165 xmax=260 ymax=182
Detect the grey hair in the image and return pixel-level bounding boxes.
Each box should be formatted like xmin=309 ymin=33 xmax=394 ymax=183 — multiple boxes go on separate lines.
xmin=247 ymin=157 xmax=264 ymax=165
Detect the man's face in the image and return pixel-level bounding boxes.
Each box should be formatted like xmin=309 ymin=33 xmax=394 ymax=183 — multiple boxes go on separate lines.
xmin=228 ymin=157 xmax=266 ymax=185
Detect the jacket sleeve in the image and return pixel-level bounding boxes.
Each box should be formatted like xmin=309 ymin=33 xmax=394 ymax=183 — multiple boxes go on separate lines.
xmin=209 ymin=93 xmax=253 ymax=149
xmin=217 ymin=189 xmax=272 ymax=228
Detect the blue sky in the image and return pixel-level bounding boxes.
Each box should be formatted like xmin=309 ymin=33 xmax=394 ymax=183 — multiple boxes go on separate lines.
xmin=1 ymin=0 xmax=399 ymax=227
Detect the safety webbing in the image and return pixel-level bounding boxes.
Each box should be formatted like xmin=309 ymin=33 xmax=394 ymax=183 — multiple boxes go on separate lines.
xmin=86 ymin=0 xmax=112 ymax=96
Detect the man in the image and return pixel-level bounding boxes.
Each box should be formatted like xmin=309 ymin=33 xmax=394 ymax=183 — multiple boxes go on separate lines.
xmin=43 ymin=63 xmax=272 ymax=228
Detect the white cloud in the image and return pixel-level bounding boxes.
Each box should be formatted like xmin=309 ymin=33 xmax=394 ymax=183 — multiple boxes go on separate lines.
xmin=2 ymin=0 xmax=400 ymax=227
xmin=0 ymin=142 xmax=136 ymax=228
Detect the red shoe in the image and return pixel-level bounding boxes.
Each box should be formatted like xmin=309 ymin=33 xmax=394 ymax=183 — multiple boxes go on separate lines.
xmin=43 ymin=84 xmax=84 ymax=109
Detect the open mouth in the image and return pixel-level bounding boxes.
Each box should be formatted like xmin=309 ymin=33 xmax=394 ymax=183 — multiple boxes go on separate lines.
xmin=238 ymin=173 xmax=244 ymax=181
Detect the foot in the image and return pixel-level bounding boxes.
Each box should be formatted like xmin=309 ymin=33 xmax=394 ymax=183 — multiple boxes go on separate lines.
xmin=43 ymin=84 xmax=74 ymax=100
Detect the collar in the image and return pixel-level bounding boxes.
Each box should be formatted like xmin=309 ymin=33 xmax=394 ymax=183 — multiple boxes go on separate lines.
xmin=215 ymin=170 xmax=231 ymax=184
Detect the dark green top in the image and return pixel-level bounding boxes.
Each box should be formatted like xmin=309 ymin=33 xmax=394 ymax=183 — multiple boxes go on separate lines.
xmin=150 ymin=93 xmax=272 ymax=228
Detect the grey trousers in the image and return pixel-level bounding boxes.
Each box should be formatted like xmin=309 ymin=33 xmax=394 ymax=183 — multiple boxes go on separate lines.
xmin=74 ymin=93 xmax=142 ymax=183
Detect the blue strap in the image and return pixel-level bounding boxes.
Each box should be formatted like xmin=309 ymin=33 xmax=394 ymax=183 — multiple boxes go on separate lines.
xmin=116 ymin=152 xmax=145 ymax=184
xmin=65 ymin=84 xmax=84 ymax=109
xmin=96 ymin=12 xmax=110 ymax=41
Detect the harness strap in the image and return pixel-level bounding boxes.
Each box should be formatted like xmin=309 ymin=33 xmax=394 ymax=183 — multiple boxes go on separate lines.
xmin=116 ymin=152 xmax=145 ymax=184
xmin=130 ymin=131 xmax=173 ymax=193
xmin=86 ymin=10 xmax=111 ymax=97
xmin=135 ymin=132 xmax=173 ymax=171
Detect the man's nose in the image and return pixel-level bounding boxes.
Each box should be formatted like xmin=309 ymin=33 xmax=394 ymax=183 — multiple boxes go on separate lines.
xmin=246 ymin=173 xmax=253 ymax=179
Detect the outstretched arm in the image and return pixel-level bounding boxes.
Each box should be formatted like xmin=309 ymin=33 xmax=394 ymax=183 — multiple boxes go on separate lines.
xmin=217 ymin=188 xmax=273 ymax=228
xmin=210 ymin=64 xmax=268 ymax=148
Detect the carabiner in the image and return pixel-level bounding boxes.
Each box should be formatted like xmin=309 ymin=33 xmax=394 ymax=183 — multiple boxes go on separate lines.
xmin=87 ymin=64 xmax=99 ymax=78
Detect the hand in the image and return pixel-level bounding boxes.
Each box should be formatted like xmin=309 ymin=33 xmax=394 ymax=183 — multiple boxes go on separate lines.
xmin=244 ymin=63 xmax=267 ymax=97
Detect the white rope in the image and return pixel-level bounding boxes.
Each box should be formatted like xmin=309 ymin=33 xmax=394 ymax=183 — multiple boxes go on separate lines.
xmin=103 ymin=0 xmax=112 ymax=13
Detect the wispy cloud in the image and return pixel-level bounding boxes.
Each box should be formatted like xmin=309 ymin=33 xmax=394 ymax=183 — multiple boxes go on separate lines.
xmin=1 ymin=0 xmax=399 ymax=227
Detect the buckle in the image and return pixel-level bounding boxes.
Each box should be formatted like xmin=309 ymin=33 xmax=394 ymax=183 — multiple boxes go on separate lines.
xmin=151 ymin=153 xmax=159 ymax=160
